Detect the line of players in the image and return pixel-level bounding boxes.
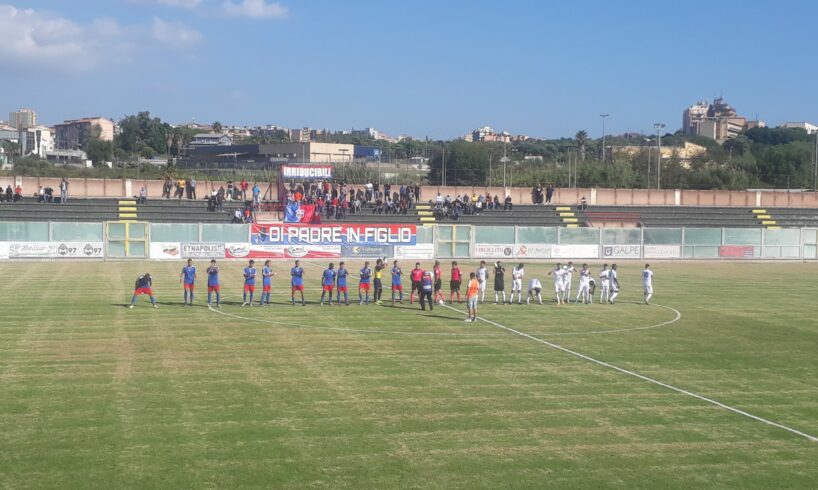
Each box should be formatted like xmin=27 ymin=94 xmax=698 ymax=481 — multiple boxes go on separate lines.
xmin=130 ymin=258 xmax=655 ymax=308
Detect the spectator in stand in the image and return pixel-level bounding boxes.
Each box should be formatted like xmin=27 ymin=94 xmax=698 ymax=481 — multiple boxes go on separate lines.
xmin=294 ymin=188 xmax=303 ymax=202
xmin=60 ymin=178 xmax=69 ymax=203
xmin=37 ymin=186 xmax=45 ymax=203
xmin=185 ymin=178 xmax=192 ymax=199
xmin=239 ymin=178 xmax=248 ymax=200
xmin=5 ymin=185 xmax=13 ymax=202
xmin=232 ymin=208 xmax=243 ymax=223
xmin=252 ymin=183 xmax=261 ymax=208
xmin=162 ymin=177 xmax=172 ymax=199
xmin=226 ymin=181 xmax=234 ymax=201
xmin=14 ymin=184 xmax=23 ymax=202
xmin=504 ymin=195 xmax=513 ymax=210
xmin=190 ymin=178 xmax=197 ymax=199
xmin=216 ymin=187 xmax=225 ymax=211
xmin=493 ymin=195 xmax=500 ymax=209
xmin=545 ymin=184 xmax=555 ymax=204
xmin=138 ymin=187 xmax=147 ymax=204
xmin=436 ymin=193 xmax=443 ymax=205
xmin=175 ymin=178 xmax=185 ymax=199
xmin=44 ymin=187 xmax=54 ymax=203
xmin=580 ymin=195 xmax=588 ymax=211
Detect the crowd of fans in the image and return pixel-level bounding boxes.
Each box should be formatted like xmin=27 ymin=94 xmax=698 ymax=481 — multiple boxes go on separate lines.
xmin=285 ymin=181 xmax=422 ymax=220
xmin=433 ymin=192 xmax=512 ymax=221
xmin=0 ymin=184 xmax=23 ymax=202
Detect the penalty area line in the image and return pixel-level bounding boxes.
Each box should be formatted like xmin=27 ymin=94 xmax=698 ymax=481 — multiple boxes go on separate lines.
xmin=441 ymin=303 xmax=818 ymax=443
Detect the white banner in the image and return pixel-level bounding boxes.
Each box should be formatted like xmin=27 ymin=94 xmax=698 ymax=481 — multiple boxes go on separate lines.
xmin=0 ymin=241 xmax=104 ymax=259
xmin=602 ymin=244 xmax=642 ymax=259
xmin=473 ymin=244 xmax=515 ymax=259
xmin=551 ymin=244 xmax=599 ymax=259
xmin=182 ymin=243 xmax=224 ymax=259
xmin=513 ymin=243 xmax=552 ymax=259
xmin=394 ymin=244 xmax=435 ymax=260
xmin=150 ymin=242 xmax=182 ymax=260
xmin=643 ymin=244 xmax=681 ymax=259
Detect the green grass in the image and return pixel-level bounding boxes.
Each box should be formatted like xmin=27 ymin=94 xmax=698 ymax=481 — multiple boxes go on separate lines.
xmin=1 ymin=260 xmax=817 ymax=489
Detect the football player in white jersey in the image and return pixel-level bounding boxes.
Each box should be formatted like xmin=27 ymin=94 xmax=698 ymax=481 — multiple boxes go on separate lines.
xmin=642 ymin=264 xmax=654 ymax=304
xmin=511 ymin=263 xmax=525 ymax=304
xmin=576 ymin=263 xmax=592 ymax=304
xmin=609 ymin=264 xmax=620 ymax=304
xmin=599 ymin=264 xmax=610 ymax=304
xmin=561 ymin=261 xmax=575 ymax=303
xmin=476 ymin=260 xmax=489 ymax=303
xmin=526 ymin=277 xmax=543 ymax=305
xmin=548 ymin=263 xmax=566 ymax=305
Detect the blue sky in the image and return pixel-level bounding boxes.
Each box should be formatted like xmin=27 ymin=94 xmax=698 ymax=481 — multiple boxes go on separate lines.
xmin=2 ymin=0 xmax=817 ymax=139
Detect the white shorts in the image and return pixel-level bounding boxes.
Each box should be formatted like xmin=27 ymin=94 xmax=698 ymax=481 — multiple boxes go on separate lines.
xmin=644 ymin=284 xmax=653 ymax=294
xmin=554 ymin=283 xmax=564 ymax=293
xmin=478 ymin=281 xmax=486 ymax=292
xmin=467 ymin=296 xmax=478 ymax=309
xmin=512 ymin=279 xmax=522 ymax=291
xmin=600 ymin=282 xmax=610 ymax=291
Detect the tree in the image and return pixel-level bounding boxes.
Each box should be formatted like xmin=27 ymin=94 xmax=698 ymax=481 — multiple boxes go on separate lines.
xmin=212 ymin=121 xmax=223 ymax=134
xmin=116 ymin=112 xmax=171 ymax=156
xmin=575 ymin=130 xmax=588 ymax=161
xmin=86 ymin=140 xmax=114 ymax=166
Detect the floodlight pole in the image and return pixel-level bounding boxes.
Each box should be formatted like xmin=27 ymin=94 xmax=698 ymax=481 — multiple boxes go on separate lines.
xmin=654 ymin=123 xmax=665 ymax=189
xmin=600 ymin=114 xmax=609 ymax=164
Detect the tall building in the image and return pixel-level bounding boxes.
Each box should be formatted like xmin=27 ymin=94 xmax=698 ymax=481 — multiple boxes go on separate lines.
xmin=682 ymin=97 xmax=746 ymax=143
xmin=9 ymin=108 xmax=37 ymax=129
xmin=53 ymin=117 xmax=115 ymax=150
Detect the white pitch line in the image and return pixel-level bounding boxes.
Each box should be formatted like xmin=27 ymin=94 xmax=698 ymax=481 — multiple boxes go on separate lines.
xmin=206 ymin=302 xmax=502 ymax=337
xmin=441 ymin=303 xmax=818 ymax=443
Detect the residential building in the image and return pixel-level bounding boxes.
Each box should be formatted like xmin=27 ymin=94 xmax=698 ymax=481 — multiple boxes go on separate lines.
xmin=289 ymin=127 xmax=318 ymax=143
xmin=18 ymin=126 xmax=54 ymax=158
xmin=780 ymin=122 xmax=818 ymax=134
xmin=745 ymin=120 xmax=766 ymax=130
xmin=54 ymin=117 xmax=115 ymax=149
xmin=682 ymin=97 xmax=746 ymax=143
xmin=471 ymin=126 xmax=511 ymax=143
xmin=8 ymin=108 xmax=37 ymax=129
xmin=191 ymin=133 xmax=234 ymax=147
xmin=352 ymin=128 xmax=380 ymax=140
xmin=0 ymin=123 xmax=18 ymax=142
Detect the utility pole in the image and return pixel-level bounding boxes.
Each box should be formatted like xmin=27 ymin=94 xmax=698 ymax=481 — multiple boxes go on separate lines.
xmin=441 ymin=145 xmax=446 ymax=187
xmin=600 ymin=114 xmax=610 ymax=164
xmin=654 ymin=123 xmax=666 ymax=188
xmin=814 ymin=130 xmax=818 ymax=192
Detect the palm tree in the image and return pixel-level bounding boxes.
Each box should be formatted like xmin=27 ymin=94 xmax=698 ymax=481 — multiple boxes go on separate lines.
xmin=575 ymin=130 xmax=588 ymax=161
xmin=212 ymin=121 xmax=223 ymax=134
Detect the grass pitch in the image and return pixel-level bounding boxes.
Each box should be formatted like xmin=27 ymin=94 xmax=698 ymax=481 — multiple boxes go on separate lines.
xmin=1 ymin=260 xmax=817 ymax=488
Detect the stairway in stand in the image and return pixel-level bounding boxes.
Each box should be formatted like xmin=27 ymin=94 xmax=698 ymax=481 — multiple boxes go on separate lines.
xmin=118 ymin=200 xmax=138 ymax=222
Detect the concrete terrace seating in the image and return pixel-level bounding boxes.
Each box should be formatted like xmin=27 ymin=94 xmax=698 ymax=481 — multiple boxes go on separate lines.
xmin=453 ymin=205 xmax=569 ymax=226
xmin=576 ymin=206 xmax=818 ymax=228
xmin=0 ymin=197 xmax=246 ymax=223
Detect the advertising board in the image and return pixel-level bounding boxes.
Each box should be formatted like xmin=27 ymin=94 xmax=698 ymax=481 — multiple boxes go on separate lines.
xmin=473 ymin=244 xmax=515 ymax=259
xmin=643 ymin=245 xmax=681 ymax=259
xmin=719 ymin=245 xmax=754 ymax=258
xmin=393 ymin=244 xmax=435 ymax=260
xmin=150 ymin=242 xmax=181 ymax=260
xmin=181 ymin=243 xmax=224 ymax=259
xmin=550 ymin=244 xmax=599 ymax=259
xmin=0 ymin=241 xmax=104 ymax=259
xmin=512 ymin=243 xmax=552 ymax=259
xmin=341 ymin=244 xmax=394 ymax=258
xmin=602 ymin=244 xmax=642 ymax=259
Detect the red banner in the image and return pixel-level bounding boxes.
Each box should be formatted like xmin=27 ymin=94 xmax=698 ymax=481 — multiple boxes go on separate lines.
xmin=719 ymin=245 xmax=754 ymax=258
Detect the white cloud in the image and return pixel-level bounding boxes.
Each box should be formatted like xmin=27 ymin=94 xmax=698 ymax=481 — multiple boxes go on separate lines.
xmin=222 ymin=0 xmax=288 ymax=19
xmin=0 ymin=4 xmax=202 ymax=73
xmin=151 ymin=17 xmax=204 ymax=49
xmin=134 ymin=0 xmax=202 ymax=8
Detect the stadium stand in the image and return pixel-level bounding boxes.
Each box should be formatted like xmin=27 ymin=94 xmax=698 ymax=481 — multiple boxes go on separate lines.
xmin=0 ymin=198 xmax=245 ymax=223
xmin=4 ymin=198 xmax=818 ymax=228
